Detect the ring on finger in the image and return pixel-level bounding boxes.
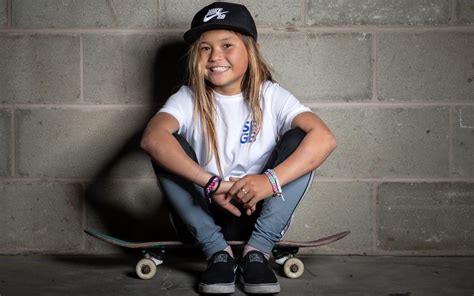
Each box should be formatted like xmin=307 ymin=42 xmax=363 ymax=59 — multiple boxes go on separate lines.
xmin=241 ymin=188 xmax=248 ymax=194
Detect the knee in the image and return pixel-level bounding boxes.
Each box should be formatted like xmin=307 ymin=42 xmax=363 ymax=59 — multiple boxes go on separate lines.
xmin=150 ymin=133 xmax=198 ymax=175
xmin=278 ymin=128 xmax=306 ymax=153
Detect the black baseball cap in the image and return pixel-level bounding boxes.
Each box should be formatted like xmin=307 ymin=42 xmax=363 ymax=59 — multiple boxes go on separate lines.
xmin=183 ymin=2 xmax=257 ymax=44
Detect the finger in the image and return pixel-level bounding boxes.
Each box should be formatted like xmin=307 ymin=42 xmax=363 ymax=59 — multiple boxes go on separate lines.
xmin=236 ymin=188 xmax=249 ymax=201
xmin=241 ymin=190 xmax=256 ymax=204
xmin=245 ymin=195 xmax=260 ymax=208
xmin=229 ymin=181 xmax=246 ymax=196
xmin=246 ymin=204 xmax=257 ymax=216
xmin=223 ymin=202 xmax=241 ymax=217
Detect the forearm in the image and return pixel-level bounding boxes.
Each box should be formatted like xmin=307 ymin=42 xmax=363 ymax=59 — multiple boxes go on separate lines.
xmin=140 ymin=112 xmax=215 ymax=187
xmin=273 ymin=129 xmax=336 ymax=187
xmin=141 ymin=130 xmax=212 ymax=188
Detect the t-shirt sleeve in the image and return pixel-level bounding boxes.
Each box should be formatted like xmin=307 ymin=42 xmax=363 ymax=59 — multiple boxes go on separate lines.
xmin=157 ymin=86 xmax=193 ymax=134
xmin=268 ymin=83 xmax=311 ymax=135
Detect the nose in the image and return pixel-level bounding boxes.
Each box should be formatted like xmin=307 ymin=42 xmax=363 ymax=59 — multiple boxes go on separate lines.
xmin=209 ymin=48 xmax=222 ymax=62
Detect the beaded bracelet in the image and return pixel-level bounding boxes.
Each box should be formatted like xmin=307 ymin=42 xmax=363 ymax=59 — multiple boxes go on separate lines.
xmin=204 ymin=175 xmax=222 ymax=200
xmin=264 ymin=169 xmax=284 ymax=201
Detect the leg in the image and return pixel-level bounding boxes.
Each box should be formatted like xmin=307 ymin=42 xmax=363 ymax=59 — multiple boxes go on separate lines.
xmin=240 ymin=128 xmax=312 ymax=293
xmin=152 ymin=134 xmax=228 ymax=258
xmin=247 ymin=128 xmax=314 ymax=254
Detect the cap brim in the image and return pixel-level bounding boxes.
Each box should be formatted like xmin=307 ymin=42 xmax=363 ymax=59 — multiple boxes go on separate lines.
xmin=183 ymin=23 xmax=256 ymax=44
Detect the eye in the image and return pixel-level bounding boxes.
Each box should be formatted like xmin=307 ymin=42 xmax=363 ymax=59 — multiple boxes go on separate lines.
xmin=223 ymin=43 xmax=232 ymax=49
xmin=200 ymin=46 xmax=210 ymax=52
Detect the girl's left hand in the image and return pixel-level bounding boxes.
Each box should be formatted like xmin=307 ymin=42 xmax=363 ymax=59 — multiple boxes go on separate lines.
xmin=228 ymin=175 xmax=273 ymax=214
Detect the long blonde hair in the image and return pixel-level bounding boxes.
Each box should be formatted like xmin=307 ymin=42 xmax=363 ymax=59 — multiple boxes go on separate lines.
xmin=186 ymin=32 xmax=273 ymax=177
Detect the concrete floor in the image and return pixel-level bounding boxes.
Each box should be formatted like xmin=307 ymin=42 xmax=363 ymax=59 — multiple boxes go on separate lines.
xmin=1 ymin=253 xmax=473 ymax=295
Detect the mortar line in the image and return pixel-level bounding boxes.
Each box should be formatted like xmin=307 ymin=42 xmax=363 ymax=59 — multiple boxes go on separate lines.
xmin=301 ymin=0 xmax=307 ymax=25
xmin=305 ymin=101 xmax=474 ymax=108
xmin=313 ymin=177 xmax=474 ymax=183
xmin=79 ymin=35 xmax=84 ymax=103
xmin=156 ymin=0 xmax=160 ymax=27
xmin=7 ymin=0 xmax=11 ymax=28
xmin=1 ymin=176 xmax=472 ymax=183
xmin=10 ymin=106 xmax=15 ymax=177
xmin=7 ymin=101 xmax=474 ymax=109
xmin=0 ymin=25 xmax=473 ymax=35
xmin=81 ymin=182 xmax=87 ymax=251
xmin=448 ymin=107 xmax=454 ymax=175
xmin=371 ymin=32 xmax=378 ymax=102
xmin=11 ymin=103 xmax=157 ymax=109
xmin=449 ymin=0 xmax=457 ymax=25
xmin=372 ymin=182 xmax=378 ymax=254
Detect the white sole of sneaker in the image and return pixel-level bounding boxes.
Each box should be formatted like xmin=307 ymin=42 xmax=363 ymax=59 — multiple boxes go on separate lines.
xmin=240 ymin=275 xmax=281 ymax=294
xmin=198 ymin=282 xmax=235 ymax=294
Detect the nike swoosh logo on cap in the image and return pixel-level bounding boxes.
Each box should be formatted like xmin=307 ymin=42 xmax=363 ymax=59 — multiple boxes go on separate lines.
xmin=203 ymin=8 xmax=229 ymax=22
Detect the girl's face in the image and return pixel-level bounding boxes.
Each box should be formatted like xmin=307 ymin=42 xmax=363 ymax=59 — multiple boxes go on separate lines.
xmin=198 ymin=30 xmax=249 ymax=96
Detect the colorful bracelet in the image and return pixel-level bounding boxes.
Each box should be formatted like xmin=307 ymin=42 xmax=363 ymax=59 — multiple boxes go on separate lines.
xmin=264 ymin=169 xmax=284 ymax=201
xmin=204 ymin=175 xmax=222 ymax=200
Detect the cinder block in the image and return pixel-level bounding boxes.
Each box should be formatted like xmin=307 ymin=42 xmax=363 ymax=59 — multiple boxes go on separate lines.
xmin=457 ymin=0 xmax=474 ymax=24
xmin=377 ymin=182 xmax=474 ymax=252
xmin=285 ymin=182 xmax=374 ymax=254
xmin=453 ymin=106 xmax=474 ymax=177
xmin=306 ymin=0 xmax=449 ymax=26
xmin=0 ymin=0 xmax=6 ymax=27
xmin=16 ymin=108 xmax=155 ymax=179
xmin=158 ymin=0 xmax=216 ymax=27
xmin=0 ymin=181 xmax=83 ymax=253
xmin=12 ymin=0 xmax=156 ymax=28
xmin=221 ymin=0 xmax=302 ymax=26
xmin=0 ymin=35 xmax=80 ymax=104
xmin=0 ymin=110 xmax=11 ymax=177
xmin=316 ymin=107 xmax=450 ymax=178
xmin=84 ymin=179 xmax=174 ymax=254
xmin=83 ymin=33 xmax=186 ymax=104
xmin=377 ymin=32 xmax=474 ymax=101
xmin=159 ymin=0 xmax=216 ymax=27
xmin=260 ymin=32 xmax=372 ymax=102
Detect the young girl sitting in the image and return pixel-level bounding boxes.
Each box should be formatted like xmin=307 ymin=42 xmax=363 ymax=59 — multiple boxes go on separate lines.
xmin=141 ymin=2 xmax=337 ymax=294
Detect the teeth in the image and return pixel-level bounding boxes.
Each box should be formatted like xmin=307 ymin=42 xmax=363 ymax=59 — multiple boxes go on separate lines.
xmin=211 ymin=66 xmax=229 ymax=72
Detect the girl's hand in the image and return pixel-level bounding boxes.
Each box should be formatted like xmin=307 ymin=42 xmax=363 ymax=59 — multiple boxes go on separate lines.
xmin=228 ymin=175 xmax=273 ymax=214
xmin=211 ymin=180 xmax=241 ymax=217
xmin=211 ymin=193 xmax=241 ymax=217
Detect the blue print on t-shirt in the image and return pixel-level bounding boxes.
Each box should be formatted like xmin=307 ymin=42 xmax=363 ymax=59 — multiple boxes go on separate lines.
xmin=240 ymin=120 xmax=257 ymax=144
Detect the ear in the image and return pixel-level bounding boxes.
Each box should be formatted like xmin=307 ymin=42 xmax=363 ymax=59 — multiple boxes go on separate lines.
xmin=256 ymin=43 xmax=261 ymax=50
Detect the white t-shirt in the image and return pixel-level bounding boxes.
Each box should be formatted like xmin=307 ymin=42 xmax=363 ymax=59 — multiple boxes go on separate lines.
xmin=158 ymin=81 xmax=311 ymax=179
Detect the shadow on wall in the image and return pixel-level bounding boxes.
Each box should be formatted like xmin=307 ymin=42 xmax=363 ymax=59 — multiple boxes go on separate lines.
xmin=84 ymin=40 xmax=189 ymax=244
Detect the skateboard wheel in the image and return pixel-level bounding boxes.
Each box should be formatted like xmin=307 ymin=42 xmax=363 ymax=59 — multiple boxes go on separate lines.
xmin=136 ymin=258 xmax=157 ymax=280
xmin=283 ymin=257 xmax=304 ymax=279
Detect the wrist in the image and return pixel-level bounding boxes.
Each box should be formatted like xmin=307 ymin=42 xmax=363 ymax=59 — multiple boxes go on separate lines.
xmin=264 ymin=169 xmax=284 ymax=200
xmin=204 ymin=175 xmax=222 ymax=199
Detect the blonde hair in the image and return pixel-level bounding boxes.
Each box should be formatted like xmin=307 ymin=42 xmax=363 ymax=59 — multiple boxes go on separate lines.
xmin=187 ymin=32 xmax=273 ymax=177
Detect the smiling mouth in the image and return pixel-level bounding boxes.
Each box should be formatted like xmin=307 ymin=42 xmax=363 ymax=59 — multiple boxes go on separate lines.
xmin=209 ymin=66 xmax=230 ymax=73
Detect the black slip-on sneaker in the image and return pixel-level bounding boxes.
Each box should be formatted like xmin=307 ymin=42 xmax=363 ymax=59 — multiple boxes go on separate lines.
xmin=240 ymin=250 xmax=280 ymax=294
xmin=198 ymin=250 xmax=236 ymax=294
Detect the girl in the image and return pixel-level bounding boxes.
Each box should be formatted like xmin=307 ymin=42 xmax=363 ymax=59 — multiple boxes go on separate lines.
xmin=141 ymin=2 xmax=336 ymax=294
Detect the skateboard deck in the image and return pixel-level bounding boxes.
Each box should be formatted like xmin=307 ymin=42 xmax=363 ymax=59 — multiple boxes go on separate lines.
xmin=84 ymin=229 xmax=350 ymax=280
xmin=84 ymin=229 xmax=350 ymax=249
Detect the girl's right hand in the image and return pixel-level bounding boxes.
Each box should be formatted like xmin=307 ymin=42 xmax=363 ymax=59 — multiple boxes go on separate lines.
xmin=211 ymin=193 xmax=241 ymax=217
xmin=212 ymin=180 xmax=241 ymax=217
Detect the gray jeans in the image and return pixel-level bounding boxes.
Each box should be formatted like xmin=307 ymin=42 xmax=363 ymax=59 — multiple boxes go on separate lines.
xmin=152 ymin=128 xmax=314 ymax=257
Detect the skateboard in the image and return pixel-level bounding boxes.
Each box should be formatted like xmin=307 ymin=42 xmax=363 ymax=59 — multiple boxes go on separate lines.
xmin=84 ymin=229 xmax=350 ymax=280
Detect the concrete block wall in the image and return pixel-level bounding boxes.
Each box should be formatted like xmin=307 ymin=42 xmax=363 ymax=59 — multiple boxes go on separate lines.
xmin=0 ymin=0 xmax=472 ymax=255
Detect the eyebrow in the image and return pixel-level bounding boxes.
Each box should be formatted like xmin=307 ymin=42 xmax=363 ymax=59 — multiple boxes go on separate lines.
xmin=200 ymin=36 xmax=236 ymax=44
